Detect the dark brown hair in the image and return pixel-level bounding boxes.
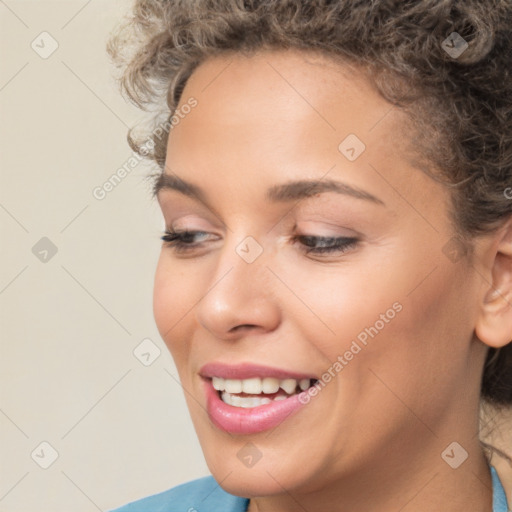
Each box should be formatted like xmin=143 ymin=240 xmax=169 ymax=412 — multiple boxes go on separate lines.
xmin=107 ymin=0 xmax=512 ymax=407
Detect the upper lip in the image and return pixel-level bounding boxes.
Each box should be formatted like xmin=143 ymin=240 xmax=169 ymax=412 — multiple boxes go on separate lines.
xmin=199 ymin=362 xmax=317 ymax=380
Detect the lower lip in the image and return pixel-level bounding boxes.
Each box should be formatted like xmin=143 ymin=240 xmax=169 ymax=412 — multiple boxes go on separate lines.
xmin=203 ymin=379 xmax=309 ymax=434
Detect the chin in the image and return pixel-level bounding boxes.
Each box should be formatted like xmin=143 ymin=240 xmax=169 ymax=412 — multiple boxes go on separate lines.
xmin=201 ymin=443 xmax=321 ymax=498
xmin=211 ymin=464 xmax=309 ymax=498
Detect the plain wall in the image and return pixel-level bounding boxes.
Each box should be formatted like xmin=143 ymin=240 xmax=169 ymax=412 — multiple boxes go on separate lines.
xmin=0 ymin=2 xmax=209 ymax=511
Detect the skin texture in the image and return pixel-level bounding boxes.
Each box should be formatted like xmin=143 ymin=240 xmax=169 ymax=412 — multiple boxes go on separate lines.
xmin=153 ymin=50 xmax=512 ymax=512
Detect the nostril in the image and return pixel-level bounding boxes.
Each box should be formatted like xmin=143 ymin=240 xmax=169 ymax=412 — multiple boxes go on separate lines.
xmin=230 ymin=324 xmax=258 ymax=333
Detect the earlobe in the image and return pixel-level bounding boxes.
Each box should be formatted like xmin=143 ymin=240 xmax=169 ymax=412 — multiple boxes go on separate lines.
xmin=475 ymin=220 xmax=512 ymax=349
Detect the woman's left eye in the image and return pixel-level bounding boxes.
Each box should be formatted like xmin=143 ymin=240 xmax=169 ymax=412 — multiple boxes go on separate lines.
xmin=292 ymin=235 xmax=359 ymax=255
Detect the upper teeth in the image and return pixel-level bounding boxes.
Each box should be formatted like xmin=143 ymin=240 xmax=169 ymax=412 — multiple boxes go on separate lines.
xmin=212 ymin=377 xmax=311 ymax=394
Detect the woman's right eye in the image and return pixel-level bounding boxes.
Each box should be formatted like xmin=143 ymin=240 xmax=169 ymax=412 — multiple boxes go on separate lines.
xmin=160 ymin=230 xmax=215 ymax=252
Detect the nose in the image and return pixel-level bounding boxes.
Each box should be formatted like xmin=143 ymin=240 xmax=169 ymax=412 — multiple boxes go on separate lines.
xmin=195 ymin=240 xmax=281 ymax=341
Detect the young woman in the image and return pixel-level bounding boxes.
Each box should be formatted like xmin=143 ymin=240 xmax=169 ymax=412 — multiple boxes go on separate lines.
xmin=107 ymin=1 xmax=511 ymax=511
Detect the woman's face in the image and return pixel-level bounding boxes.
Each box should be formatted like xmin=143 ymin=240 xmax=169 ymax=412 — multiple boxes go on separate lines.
xmin=153 ymin=50 xmax=489 ymax=497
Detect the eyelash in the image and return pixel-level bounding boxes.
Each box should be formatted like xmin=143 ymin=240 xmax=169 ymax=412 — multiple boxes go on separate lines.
xmin=160 ymin=230 xmax=359 ymax=256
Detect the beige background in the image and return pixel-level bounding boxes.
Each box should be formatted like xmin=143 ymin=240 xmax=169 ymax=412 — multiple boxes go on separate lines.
xmin=0 ymin=1 xmax=210 ymax=511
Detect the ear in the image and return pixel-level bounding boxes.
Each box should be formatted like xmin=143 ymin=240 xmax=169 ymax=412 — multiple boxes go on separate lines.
xmin=475 ymin=219 xmax=512 ymax=348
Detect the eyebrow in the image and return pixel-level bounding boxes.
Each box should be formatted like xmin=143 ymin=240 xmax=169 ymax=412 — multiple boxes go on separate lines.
xmin=266 ymin=179 xmax=384 ymax=205
xmin=153 ymin=173 xmax=384 ymax=206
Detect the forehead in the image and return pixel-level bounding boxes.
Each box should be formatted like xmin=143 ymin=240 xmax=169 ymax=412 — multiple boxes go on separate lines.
xmin=179 ymin=49 xmax=390 ymax=132
xmin=167 ymin=50 xmax=412 ymax=169
xmin=160 ymin=49 xmax=444 ymax=223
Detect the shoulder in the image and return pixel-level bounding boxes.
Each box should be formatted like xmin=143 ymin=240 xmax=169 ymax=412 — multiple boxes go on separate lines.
xmin=108 ymin=475 xmax=249 ymax=512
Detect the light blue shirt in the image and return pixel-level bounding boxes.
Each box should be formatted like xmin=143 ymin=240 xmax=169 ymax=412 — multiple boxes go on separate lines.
xmin=110 ymin=466 xmax=509 ymax=512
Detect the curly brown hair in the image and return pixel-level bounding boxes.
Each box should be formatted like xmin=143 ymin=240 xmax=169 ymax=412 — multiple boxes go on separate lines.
xmin=106 ymin=0 xmax=512 ymax=406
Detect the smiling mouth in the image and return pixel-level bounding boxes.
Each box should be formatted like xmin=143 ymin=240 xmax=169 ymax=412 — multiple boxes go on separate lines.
xmin=210 ymin=376 xmax=319 ymax=408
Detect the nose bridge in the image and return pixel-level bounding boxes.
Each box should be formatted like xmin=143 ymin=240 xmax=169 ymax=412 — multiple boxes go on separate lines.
xmin=195 ymin=233 xmax=281 ymax=338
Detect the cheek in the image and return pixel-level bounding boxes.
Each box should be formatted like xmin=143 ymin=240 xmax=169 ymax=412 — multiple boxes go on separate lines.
xmin=272 ymin=251 xmax=411 ymax=362
xmin=279 ymin=246 xmax=475 ymax=391
xmin=351 ymin=268 xmax=478 ymax=440
xmin=284 ymin=256 xmax=476 ymax=462
xmin=355 ymin=263 xmax=476 ymax=421
xmin=152 ymin=256 xmax=195 ymax=363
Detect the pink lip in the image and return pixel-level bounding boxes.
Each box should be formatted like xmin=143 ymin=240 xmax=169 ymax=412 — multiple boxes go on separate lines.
xmin=199 ymin=362 xmax=317 ymax=380
xmin=203 ymin=378 xmax=310 ymax=434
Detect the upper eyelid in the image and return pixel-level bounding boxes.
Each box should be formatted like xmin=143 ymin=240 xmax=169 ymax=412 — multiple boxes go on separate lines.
xmin=166 ymin=216 xmax=220 ymax=230
xmin=158 ymin=197 xmax=227 ymax=231
xmin=164 ymin=216 xmax=358 ymax=232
